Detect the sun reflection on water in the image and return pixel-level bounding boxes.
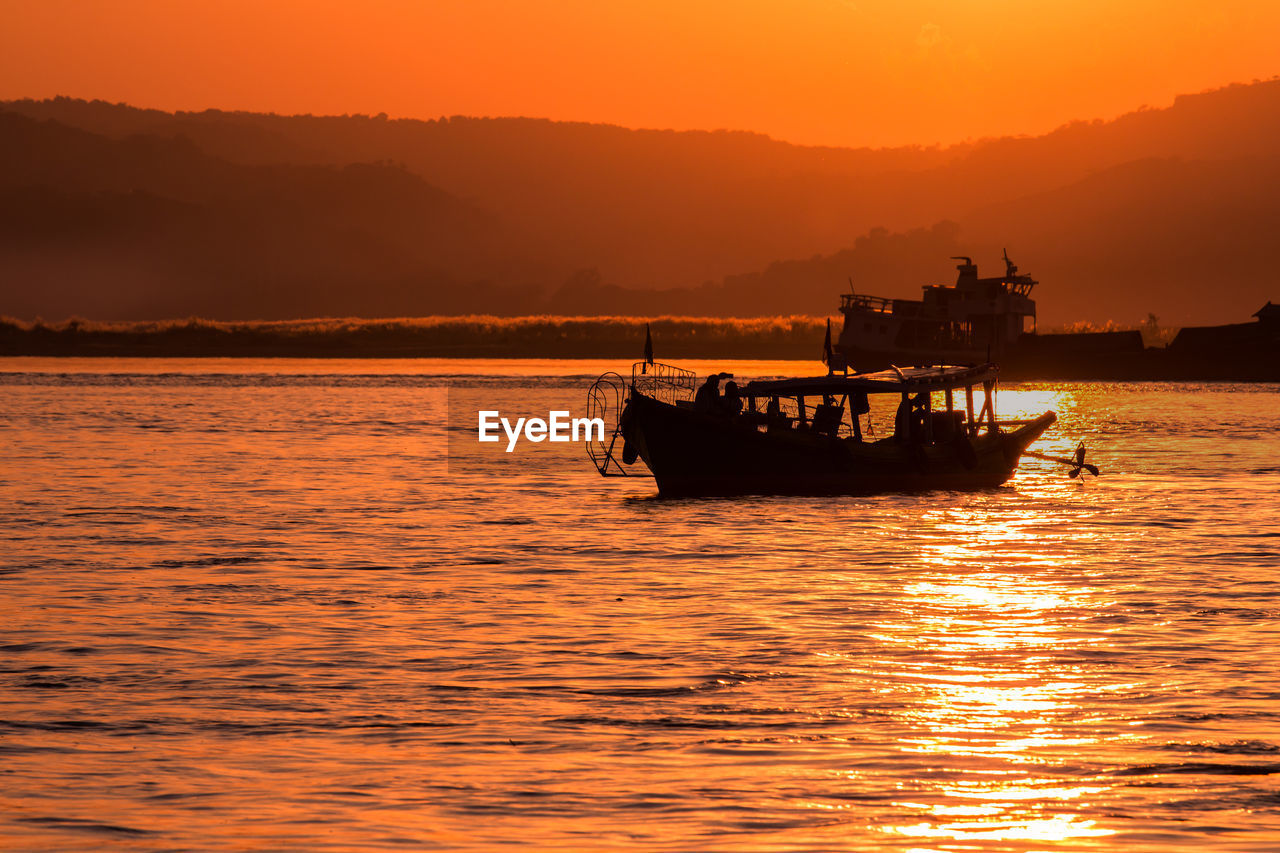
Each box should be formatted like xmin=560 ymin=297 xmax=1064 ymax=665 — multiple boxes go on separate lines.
xmin=855 ymin=503 xmax=1120 ymax=846
xmin=889 ymin=813 xmax=1114 ymax=841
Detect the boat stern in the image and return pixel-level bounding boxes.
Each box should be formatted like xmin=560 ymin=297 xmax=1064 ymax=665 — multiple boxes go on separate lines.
xmin=1002 ymin=411 xmax=1058 ymax=464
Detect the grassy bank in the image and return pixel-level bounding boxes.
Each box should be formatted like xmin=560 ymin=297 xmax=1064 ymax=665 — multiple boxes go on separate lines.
xmin=0 ymin=315 xmax=838 ymax=359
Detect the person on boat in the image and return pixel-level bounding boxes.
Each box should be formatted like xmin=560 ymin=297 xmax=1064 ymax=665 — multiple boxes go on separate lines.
xmin=894 ymin=396 xmax=910 ymax=442
xmin=910 ymin=392 xmax=929 ymax=439
xmin=894 ymin=392 xmax=929 ymax=443
xmin=694 ymin=374 xmax=723 ymax=412
xmin=721 ymin=381 xmax=743 ymax=416
xmin=765 ymin=396 xmax=789 ymax=430
xmin=851 ymin=391 xmax=870 ymax=442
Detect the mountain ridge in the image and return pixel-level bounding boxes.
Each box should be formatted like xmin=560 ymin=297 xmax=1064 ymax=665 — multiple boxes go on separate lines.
xmin=3 ymin=78 xmax=1278 ymax=325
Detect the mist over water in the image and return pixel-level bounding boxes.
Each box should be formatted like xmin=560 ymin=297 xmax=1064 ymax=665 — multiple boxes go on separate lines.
xmin=2 ymin=358 xmax=1278 ymax=851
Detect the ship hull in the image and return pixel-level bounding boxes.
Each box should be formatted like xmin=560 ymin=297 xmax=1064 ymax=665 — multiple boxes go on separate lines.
xmin=835 ymin=333 xmax=1152 ymax=379
xmin=621 ymin=392 xmax=1055 ymax=498
xmin=834 ymin=343 xmax=982 ymax=373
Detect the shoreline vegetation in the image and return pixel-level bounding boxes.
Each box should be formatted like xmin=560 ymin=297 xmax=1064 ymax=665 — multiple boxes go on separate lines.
xmin=0 ymin=315 xmax=842 ymax=359
xmin=0 ymin=315 xmax=1177 ymax=360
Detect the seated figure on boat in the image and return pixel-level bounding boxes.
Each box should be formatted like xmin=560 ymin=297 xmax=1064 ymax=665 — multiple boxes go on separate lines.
xmin=721 ymin=381 xmax=743 ymax=416
xmin=894 ymin=392 xmax=929 ymax=444
xmin=850 ymin=391 xmax=870 ymax=442
xmin=809 ymin=403 xmax=844 ymax=436
xmin=765 ymin=397 xmax=791 ymax=431
xmin=694 ymin=374 xmax=722 ymax=412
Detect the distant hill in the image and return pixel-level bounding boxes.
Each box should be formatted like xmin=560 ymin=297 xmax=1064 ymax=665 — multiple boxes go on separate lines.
xmin=3 ymin=79 xmax=1280 ymax=324
xmin=0 ymin=112 xmax=545 ymax=319
xmin=967 ymin=154 xmax=1280 ymax=324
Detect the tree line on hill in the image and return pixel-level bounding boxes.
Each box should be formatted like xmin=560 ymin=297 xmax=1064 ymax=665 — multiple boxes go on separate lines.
xmin=2 ymin=79 xmax=1279 ymax=326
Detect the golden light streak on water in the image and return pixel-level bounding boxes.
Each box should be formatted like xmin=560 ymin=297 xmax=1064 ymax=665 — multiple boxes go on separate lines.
xmin=887 ymin=813 xmax=1115 ymax=841
xmin=856 ymin=501 xmax=1130 ymax=845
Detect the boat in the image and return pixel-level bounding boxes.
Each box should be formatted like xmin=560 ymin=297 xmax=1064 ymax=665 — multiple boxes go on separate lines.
xmin=586 ymin=359 xmax=1064 ymax=497
xmin=835 ymin=251 xmax=1143 ymax=373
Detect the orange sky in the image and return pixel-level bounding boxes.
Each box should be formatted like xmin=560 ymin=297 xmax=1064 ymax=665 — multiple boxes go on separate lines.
xmin=3 ymin=0 xmax=1278 ymax=148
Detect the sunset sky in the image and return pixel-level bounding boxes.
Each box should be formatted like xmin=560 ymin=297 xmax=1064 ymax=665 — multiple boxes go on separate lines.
xmin=3 ymin=0 xmax=1277 ymax=148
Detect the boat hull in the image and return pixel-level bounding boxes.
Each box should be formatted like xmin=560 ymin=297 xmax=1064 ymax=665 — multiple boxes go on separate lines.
xmin=621 ymin=392 xmax=1055 ymax=498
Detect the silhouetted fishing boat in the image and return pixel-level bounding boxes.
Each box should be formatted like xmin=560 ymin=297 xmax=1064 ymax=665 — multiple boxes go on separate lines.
xmin=587 ymin=360 xmax=1073 ymax=497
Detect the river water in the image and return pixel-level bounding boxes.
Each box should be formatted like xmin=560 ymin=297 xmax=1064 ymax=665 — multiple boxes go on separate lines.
xmin=2 ymin=358 xmax=1278 ymax=852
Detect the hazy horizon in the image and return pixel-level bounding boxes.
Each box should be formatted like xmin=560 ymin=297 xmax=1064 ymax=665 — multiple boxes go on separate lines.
xmin=5 ymin=1 xmax=1280 ymax=149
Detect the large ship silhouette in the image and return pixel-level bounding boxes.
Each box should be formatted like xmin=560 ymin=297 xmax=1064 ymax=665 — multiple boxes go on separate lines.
xmin=834 ymin=252 xmax=1277 ymax=379
xmin=835 ymin=251 xmax=1049 ymax=369
xmin=834 ymin=251 xmax=1157 ymax=373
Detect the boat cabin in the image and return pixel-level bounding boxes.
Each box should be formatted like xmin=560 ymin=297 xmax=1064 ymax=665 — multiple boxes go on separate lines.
xmin=679 ymin=363 xmax=1002 ymax=447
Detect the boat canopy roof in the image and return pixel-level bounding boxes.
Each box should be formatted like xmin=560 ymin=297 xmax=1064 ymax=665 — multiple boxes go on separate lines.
xmin=742 ymin=364 xmax=997 ymax=397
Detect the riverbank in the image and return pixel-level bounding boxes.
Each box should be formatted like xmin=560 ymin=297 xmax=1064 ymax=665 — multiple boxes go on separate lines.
xmin=2 ymin=314 xmax=1275 ymax=380
xmin=0 ymin=315 xmax=833 ymax=360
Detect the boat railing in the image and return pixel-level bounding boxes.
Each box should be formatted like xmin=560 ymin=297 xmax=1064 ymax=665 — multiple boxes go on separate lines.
xmin=747 ymin=394 xmax=859 ymax=439
xmin=586 ymin=371 xmax=651 ymax=477
xmin=631 ymin=361 xmax=696 ymax=405
xmin=583 ymin=362 xmax=696 ymax=479
xmin=841 ymin=293 xmax=894 ymax=313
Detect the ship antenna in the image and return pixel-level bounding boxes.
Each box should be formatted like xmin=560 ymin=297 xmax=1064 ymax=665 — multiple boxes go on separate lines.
xmin=1003 ymin=248 xmax=1017 ymax=277
xmin=848 ymin=275 xmax=855 ymax=294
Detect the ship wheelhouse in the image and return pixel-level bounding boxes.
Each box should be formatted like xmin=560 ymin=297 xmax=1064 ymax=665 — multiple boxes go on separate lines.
xmin=837 ymin=252 xmax=1038 ymax=365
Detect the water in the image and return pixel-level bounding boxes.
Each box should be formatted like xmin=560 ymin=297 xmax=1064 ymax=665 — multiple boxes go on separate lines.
xmin=2 ymin=358 xmax=1279 ymax=851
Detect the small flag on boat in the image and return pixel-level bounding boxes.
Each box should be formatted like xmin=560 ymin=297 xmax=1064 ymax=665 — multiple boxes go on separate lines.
xmin=643 ymin=322 xmax=654 ymax=370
